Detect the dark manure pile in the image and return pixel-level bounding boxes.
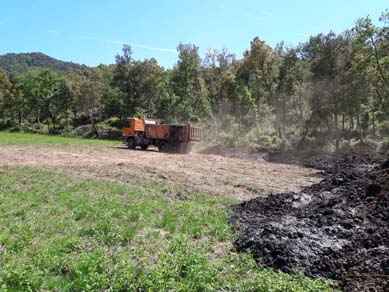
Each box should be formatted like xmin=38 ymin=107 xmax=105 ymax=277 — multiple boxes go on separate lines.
xmin=230 ymin=147 xmax=389 ymax=291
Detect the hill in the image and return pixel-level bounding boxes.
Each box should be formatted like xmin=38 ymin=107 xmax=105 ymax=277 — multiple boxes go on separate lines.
xmin=0 ymin=52 xmax=87 ymax=74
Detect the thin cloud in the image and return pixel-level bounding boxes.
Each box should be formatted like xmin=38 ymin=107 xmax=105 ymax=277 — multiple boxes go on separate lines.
xmin=74 ymin=34 xmax=177 ymax=54
xmin=215 ymin=2 xmax=270 ymax=22
xmin=239 ymin=8 xmax=265 ymax=22
xmin=261 ymin=10 xmax=276 ymax=17
xmin=48 ymin=29 xmax=60 ymax=36
xmin=296 ymin=32 xmax=311 ymax=37
xmin=132 ymin=44 xmax=177 ymax=54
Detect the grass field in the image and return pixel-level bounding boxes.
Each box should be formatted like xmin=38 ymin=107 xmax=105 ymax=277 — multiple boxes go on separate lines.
xmin=0 ymin=132 xmax=117 ymax=147
xmin=0 ymin=133 xmax=333 ymax=291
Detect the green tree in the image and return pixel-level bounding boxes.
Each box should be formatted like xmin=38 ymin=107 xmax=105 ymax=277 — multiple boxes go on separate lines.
xmin=75 ymin=68 xmax=104 ymax=136
xmin=171 ymin=43 xmax=210 ymax=123
xmin=301 ymin=32 xmax=352 ymax=150
xmin=17 ymin=69 xmax=64 ymax=129
xmin=112 ymin=45 xmax=169 ymax=121
xmin=0 ymin=68 xmax=13 ymax=122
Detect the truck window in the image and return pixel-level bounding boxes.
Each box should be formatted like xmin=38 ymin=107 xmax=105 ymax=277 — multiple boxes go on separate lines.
xmin=124 ymin=120 xmax=132 ymax=128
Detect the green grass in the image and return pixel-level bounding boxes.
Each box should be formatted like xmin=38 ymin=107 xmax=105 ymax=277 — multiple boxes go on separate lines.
xmin=0 ymin=132 xmax=118 ymax=147
xmin=0 ymin=166 xmax=334 ymax=291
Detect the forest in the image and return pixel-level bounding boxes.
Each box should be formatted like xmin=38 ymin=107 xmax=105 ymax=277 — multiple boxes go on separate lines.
xmin=0 ymin=11 xmax=388 ymax=154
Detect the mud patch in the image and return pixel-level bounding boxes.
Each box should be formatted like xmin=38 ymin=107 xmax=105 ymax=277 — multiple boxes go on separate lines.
xmin=230 ymin=147 xmax=389 ymax=291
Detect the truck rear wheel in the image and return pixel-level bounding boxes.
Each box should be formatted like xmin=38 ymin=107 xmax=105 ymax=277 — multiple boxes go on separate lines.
xmin=127 ymin=138 xmax=136 ymax=150
xmin=158 ymin=141 xmax=170 ymax=153
xmin=177 ymin=143 xmax=192 ymax=154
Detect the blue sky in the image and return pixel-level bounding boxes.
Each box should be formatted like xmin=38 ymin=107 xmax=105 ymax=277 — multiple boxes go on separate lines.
xmin=0 ymin=0 xmax=387 ymax=68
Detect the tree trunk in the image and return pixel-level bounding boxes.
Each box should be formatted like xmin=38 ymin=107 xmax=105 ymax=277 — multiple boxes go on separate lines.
xmin=348 ymin=115 xmax=352 ymax=143
xmin=37 ymin=108 xmax=41 ymax=127
xmin=356 ymin=114 xmax=363 ymax=143
xmin=298 ymin=112 xmax=316 ymax=149
xmin=298 ymin=95 xmax=304 ymax=126
xmin=18 ymin=110 xmax=22 ymax=128
xmin=334 ymin=113 xmax=340 ymax=151
xmin=350 ymin=115 xmax=354 ymax=130
xmin=89 ymin=112 xmax=99 ymax=138
xmin=52 ymin=114 xmax=56 ymax=130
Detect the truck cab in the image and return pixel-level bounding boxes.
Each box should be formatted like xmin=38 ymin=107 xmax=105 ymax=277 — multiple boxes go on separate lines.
xmin=122 ymin=117 xmax=157 ymax=142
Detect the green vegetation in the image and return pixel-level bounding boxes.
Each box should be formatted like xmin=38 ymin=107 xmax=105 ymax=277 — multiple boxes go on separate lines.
xmin=0 ymin=132 xmax=117 ymax=147
xmin=0 ymin=166 xmax=333 ymax=291
xmin=0 ymin=11 xmax=387 ymax=152
xmin=0 ymin=52 xmax=86 ymax=74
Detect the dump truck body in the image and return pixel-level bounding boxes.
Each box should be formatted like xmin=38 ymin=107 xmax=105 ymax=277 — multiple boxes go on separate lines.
xmin=122 ymin=118 xmax=202 ymax=154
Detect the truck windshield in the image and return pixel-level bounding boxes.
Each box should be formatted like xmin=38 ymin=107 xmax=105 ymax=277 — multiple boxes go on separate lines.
xmin=124 ymin=120 xmax=132 ymax=128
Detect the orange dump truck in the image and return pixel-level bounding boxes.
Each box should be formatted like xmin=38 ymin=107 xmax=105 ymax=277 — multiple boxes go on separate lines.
xmin=122 ymin=117 xmax=202 ymax=154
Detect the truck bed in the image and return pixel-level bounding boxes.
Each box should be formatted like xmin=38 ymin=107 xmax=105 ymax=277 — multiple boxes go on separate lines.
xmin=145 ymin=124 xmax=202 ymax=143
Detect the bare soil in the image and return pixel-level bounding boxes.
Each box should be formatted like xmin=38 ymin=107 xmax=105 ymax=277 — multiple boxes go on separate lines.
xmin=231 ymin=147 xmax=389 ymax=291
xmin=0 ymin=145 xmax=320 ymax=200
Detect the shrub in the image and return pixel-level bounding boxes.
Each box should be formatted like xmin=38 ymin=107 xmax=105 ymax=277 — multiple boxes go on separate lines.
xmin=355 ymin=137 xmax=379 ymax=150
xmin=0 ymin=119 xmax=16 ymax=130
xmin=105 ymin=117 xmax=122 ymax=128
xmin=379 ymin=137 xmax=389 ymax=155
xmin=378 ymin=120 xmax=389 ymax=138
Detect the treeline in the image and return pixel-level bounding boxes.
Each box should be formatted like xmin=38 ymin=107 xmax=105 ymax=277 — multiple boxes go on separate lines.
xmin=0 ymin=11 xmax=388 ymax=153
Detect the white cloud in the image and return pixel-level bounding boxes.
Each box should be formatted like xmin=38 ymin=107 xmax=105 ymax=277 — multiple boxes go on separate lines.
xmin=74 ymin=34 xmax=177 ymax=54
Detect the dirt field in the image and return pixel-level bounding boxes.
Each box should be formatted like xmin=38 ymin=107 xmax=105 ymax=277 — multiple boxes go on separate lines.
xmin=0 ymin=145 xmax=320 ymax=200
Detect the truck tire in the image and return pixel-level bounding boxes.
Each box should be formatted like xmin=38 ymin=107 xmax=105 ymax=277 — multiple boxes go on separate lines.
xmin=174 ymin=143 xmax=190 ymax=154
xmin=158 ymin=141 xmax=170 ymax=153
xmin=127 ymin=138 xmax=136 ymax=150
xmin=178 ymin=143 xmax=192 ymax=154
xmin=141 ymin=144 xmax=149 ymax=151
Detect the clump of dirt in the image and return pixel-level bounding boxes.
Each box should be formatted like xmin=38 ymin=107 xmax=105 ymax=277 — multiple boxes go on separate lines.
xmin=302 ymin=154 xmax=335 ymax=170
xmin=230 ymin=147 xmax=389 ymax=291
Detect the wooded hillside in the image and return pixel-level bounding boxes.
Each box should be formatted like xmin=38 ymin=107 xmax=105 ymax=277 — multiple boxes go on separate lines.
xmin=0 ymin=52 xmax=86 ymax=74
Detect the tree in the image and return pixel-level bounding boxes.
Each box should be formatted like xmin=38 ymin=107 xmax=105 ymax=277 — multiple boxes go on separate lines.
xmin=171 ymin=43 xmax=210 ymax=123
xmin=0 ymin=68 xmax=12 ymax=122
xmin=17 ymin=69 xmax=64 ymax=129
xmin=112 ymin=45 xmax=170 ymax=121
xmin=238 ymin=37 xmax=283 ymax=137
xmin=353 ymin=11 xmax=389 ymax=138
xmin=76 ymin=68 xmax=104 ymax=136
xmin=301 ymin=32 xmax=353 ymax=150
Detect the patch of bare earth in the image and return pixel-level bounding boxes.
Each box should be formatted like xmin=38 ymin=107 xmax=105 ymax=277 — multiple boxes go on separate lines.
xmin=0 ymin=145 xmax=321 ymax=200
